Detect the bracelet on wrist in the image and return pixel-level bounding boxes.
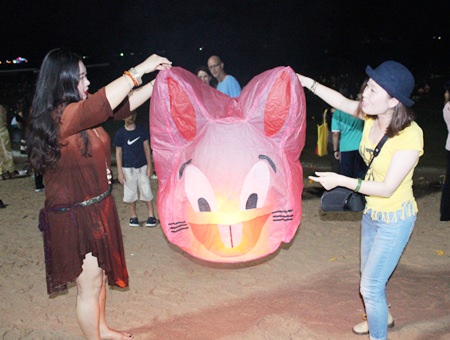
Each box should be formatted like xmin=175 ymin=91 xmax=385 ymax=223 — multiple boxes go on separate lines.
xmin=128 ymin=67 xmax=143 ymax=85
xmin=123 ymin=73 xmax=135 ymax=88
xmin=123 ymin=68 xmax=143 ymax=88
xmin=124 ymin=71 xmax=139 ymax=87
xmin=354 ymin=178 xmax=362 ymax=193
xmin=310 ymin=80 xmax=319 ymax=94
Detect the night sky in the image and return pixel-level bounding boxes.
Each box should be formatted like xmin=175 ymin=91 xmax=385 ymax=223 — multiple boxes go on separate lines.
xmin=1 ymin=0 xmax=449 ymax=84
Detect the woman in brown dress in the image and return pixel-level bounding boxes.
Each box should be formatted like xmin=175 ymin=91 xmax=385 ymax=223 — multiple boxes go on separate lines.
xmin=27 ymin=49 xmax=171 ymax=339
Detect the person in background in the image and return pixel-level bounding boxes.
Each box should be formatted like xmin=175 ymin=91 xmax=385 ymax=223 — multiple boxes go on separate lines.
xmin=0 ymin=104 xmax=15 ymax=179
xmin=27 ymin=48 xmax=171 ymax=339
xmin=207 ymin=55 xmax=241 ymax=97
xmin=114 ymin=111 xmax=157 ymax=228
xmin=299 ymin=60 xmax=423 ymax=340
xmin=16 ymin=94 xmax=45 ymax=191
xmin=322 ymin=107 xmax=341 ymax=173
xmin=440 ymin=80 xmax=450 ymax=221
xmin=196 ymin=65 xmax=217 ymax=88
xmin=331 ymin=108 xmax=366 ymax=178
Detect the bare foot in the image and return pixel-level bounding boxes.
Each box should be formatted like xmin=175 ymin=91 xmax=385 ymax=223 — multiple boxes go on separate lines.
xmin=100 ymin=328 xmax=133 ymax=339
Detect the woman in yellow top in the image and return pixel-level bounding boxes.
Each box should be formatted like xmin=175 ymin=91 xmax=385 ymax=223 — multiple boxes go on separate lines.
xmin=298 ymin=61 xmax=423 ymax=340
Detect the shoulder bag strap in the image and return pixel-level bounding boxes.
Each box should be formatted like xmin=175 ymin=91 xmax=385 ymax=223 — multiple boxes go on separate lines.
xmin=367 ymin=133 xmax=389 ymax=169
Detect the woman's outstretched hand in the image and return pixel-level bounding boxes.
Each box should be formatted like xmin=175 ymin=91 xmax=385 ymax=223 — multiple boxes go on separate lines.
xmin=136 ymin=54 xmax=172 ymax=75
xmin=296 ymin=73 xmax=314 ymax=89
xmin=308 ymin=171 xmax=342 ymax=191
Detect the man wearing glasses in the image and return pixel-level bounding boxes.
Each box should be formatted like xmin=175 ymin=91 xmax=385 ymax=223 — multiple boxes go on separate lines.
xmin=207 ymin=55 xmax=241 ymax=98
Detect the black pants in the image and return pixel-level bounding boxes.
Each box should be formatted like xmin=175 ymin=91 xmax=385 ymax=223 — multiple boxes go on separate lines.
xmin=441 ymin=150 xmax=450 ymax=221
xmin=35 ymin=172 xmax=44 ymax=190
xmin=339 ymin=150 xmax=367 ymax=179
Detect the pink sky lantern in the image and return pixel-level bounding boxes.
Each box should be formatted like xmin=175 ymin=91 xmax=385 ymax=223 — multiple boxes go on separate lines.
xmin=150 ymin=66 xmax=306 ymax=263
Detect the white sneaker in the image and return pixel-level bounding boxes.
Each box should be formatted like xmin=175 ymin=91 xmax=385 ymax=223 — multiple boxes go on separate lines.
xmin=352 ymin=311 xmax=394 ymax=335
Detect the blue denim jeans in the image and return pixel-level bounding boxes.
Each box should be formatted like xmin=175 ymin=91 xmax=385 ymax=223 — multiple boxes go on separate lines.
xmin=360 ymin=211 xmax=416 ymax=340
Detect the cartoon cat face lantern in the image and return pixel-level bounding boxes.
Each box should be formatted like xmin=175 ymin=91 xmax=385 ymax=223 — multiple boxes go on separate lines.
xmin=150 ymin=66 xmax=306 ymax=263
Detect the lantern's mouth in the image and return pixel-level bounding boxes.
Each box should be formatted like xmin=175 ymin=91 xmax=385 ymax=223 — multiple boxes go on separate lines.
xmin=189 ymin=213 xmax=270 ymax=257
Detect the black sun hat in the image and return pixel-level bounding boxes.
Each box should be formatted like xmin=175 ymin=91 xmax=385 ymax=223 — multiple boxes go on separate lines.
xmin=365 ymin=60 xmax=415 ymax=107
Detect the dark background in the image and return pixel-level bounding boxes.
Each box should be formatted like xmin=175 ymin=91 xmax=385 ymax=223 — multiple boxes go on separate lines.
xmin=1 ymin=0 xmax=449 ymax=85
xmin=1 ymin=0 xmax=449 ymax=170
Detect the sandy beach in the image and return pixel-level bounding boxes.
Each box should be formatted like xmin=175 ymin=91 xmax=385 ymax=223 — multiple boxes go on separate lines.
xmin=0 ymin=146 xmax=449 ymax=340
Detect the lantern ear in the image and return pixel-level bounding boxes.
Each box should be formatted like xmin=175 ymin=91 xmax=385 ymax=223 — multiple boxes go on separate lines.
xmin=167 ymin=77 xmax=197 ymax=141
xmin=150 ymin=67 xmax=236 ymax=185
xmin=150 ymin=67 xmax=236 ymax=146
xmin=239 ymin=66 xmax=306 ymax=153
xmin=264 ymin=70 xmax=291 ymax=137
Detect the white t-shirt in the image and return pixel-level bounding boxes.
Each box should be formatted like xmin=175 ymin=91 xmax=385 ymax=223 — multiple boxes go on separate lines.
xmin=444 ymin=102 xmax=450 ymax=151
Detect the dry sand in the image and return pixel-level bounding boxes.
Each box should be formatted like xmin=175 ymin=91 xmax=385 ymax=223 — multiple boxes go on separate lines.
xmin=0 ymin=153 xmax=449 ymax=340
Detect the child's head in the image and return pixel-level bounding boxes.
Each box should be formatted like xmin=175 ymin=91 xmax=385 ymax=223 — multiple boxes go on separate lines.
xmin=124 ymin=111 xmax=137 ymax=126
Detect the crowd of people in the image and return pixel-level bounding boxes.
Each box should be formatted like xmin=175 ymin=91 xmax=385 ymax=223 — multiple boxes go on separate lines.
xmin=0 ymin=49 xmax=448 ymax=340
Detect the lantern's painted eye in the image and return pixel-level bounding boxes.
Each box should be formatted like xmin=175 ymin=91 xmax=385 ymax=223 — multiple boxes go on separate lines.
xmin=184 ymin=165 xmax=217 ymax=212
xmin=240 ymin=161 xmax=270 ymax=210
xmin=198 ymin=198 xmax=211 ymax=212
xmin=245 ymin=193 xmax=258 ymax=209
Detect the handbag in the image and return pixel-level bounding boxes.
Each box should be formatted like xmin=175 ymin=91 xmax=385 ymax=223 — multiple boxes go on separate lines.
xmin=320 ymin=134 xmax=388 ymax=212
xmin=321 ymin=187 xmax=365 ymax=211
xmin=316 ymin=109 xmax=329 ymax=157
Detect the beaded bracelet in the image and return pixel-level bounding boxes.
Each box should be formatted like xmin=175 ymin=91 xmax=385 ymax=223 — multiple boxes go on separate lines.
xmin=123 ymin=73 xmax=135 ymax=88
xmin=128 ymin=67 xmax=142 ymax=85
xmin=124 ymin=70 xmax=139 ymax=87
xmin=354 ymin=178 xmax=362 ymax=193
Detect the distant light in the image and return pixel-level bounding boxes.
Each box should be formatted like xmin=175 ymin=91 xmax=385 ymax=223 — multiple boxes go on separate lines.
xmin=12 ymin=57 xmax=28 ymax=64
xmin=120 ymin=52 xmax=124 ymax=57
xmin=199 ymin=47 xmax=203 ymax=51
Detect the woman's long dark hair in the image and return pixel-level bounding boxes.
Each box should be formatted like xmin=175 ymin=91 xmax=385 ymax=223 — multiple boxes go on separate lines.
xmin=27 ymin=49 xmax=86 ymax=173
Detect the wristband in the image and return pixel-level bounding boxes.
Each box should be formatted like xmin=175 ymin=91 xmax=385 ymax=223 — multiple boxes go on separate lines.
xmin=310 ymin=80 xmax=319 ymax=94
xmin=124 ymin=70 xmax=139 ymax=87
xmin=123 ymin=68 xmax=143 ymax=87
xmin=128 ymin=67 xmax=143 ymax=85
xmin=123 ymin=73 xmax=135 ymax=88
xmin=354 ymin=178 xmax=362 ymax=193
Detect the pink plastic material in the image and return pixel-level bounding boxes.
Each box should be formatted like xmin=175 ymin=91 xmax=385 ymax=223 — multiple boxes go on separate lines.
xmin=150 ymin=66 xmax=306 ymax=262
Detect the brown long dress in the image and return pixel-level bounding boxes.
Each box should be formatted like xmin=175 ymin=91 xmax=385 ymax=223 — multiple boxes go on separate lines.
xmin=39 ymin=88 xmax=131 ymax=294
